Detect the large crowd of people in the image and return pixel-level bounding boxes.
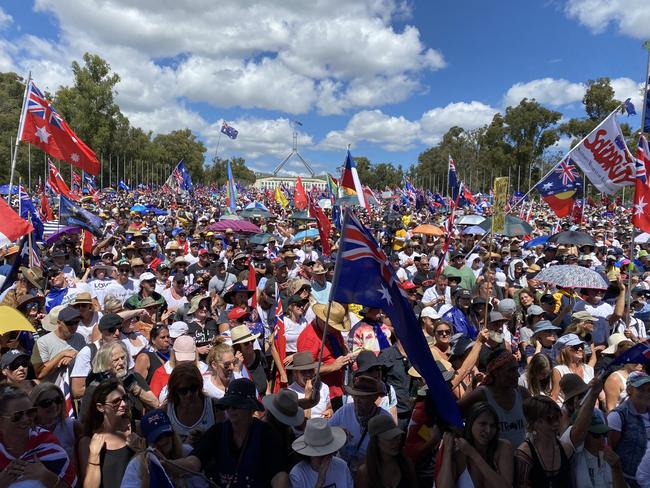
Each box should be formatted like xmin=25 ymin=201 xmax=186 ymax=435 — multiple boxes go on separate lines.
xmin=0 ymin=187 xmax=648 ymax=488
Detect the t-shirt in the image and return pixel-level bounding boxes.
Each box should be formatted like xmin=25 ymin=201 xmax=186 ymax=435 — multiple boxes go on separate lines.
xmin=89 ymin=278 xmax=117 ymax=308
xmin=70 ymin=338 xmax=137 ymax=379
xmin=289 ymin=457 xmax=353 ymax=488
xmin=31 ymin=331 xmax=86 ymax=383
xmin=203 ymin=373 xmax=244 ymax=399
xmin=297 ymin=323 xmax=346 ymax=399
xmin=208 ymin=273 xmax=237 ymax=296
xmin=162 ymin=288 xmax=188 ymax=311
xmin=191 ymin=419 xmax=285 ymax=487
xmin=573 ymin=300 xmax=614 ymax=345
xmin=284 ymin=316 xmax=309 ymax=353
xmin=328 ymin=404 xmax=391 ymax=471
xmin=560 ymin=426 xmax=614 ymax=488
xmin=104 ymin=279 xmax=137 ymax=305
xmin=310 ymin=281 xmax=332 ymax=304
xmin=289 ymin=381 xmax=331 ymax=418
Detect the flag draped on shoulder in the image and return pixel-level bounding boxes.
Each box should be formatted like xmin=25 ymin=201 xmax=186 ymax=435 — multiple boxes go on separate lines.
xmin=60 ymin=196 xmax=104 ymax=236
xmin=0 ymin=198 xmax=33 ymax=248
xmin=339 ymin=150 xmax=366 ymax=207
xmin=20 ymin=80 xmax=99 ymax=175
xmin=568 ymin=109 xmax=635 ymax=194
xmin=330 ymin=209 xmax=462 ymax=427
xmin=536 ymin=158 xmax=582 ymax=217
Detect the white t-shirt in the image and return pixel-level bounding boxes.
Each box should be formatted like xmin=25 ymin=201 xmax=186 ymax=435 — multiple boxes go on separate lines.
xmin=203 ymin=372 xmax=243 ymax=399
xmin=89 ymin=278 xmax=117 ymax=308
xmin=70 ymin=339 xmax=135 ymax=378
xmin=103 ymin=279 xmax=137 ymax=305
xmin=284 ymin=316 xmax=308 ymax=353
xmin=162 ymin=288 xmax=188 ymax=311
xmin=289 ymin=456 xmax=353 ymax=488
xmin=422 ymin=285 xmax=451 ymax=306
xmin=289 ymin=381 xmax=331 ymax=419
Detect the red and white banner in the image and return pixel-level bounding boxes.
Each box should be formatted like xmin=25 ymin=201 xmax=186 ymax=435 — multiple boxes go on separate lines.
xmin=569 ymin=110 xmax=636 ymax=194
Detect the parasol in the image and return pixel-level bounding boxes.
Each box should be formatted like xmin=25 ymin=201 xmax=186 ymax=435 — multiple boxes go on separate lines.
xmin=293 ymin=229 xmax=319 ymax=242
xmin=478 ymin=215 xmax=533 ymax=236
xmin=534 ymin=265 xmax=608 ymax=290
xmin=547 ymin=231 xmax=596 ymax=247
xmin=523 ymin=235 xmax=550 ymax=249
xmin=45 ymin=226 xmax=82 ymax=245
xmin=462 ymin=225 xmax=486 ymax=235
xmin=0 ymin=306 xmax=36 ymax=334
xmin=456 ymin=215 xmax=485 ymax=226
xmin=240 ymin=208 xmax=271 ymax=219
xmin=248 ymin=233 xmax=275 ymax=245
xmin=208 ymin=220 xmax=262 ymax=234
xmin=411 ymin=224 xmax=444 ymax=236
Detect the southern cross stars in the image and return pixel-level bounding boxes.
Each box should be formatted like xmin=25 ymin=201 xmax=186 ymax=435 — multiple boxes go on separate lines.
xmin=378 ymin=284 xmax=392 ymax=306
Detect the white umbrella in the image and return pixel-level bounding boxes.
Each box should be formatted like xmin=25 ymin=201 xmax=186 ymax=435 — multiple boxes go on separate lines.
xmin=635 ymin=232 xmax=650 ymax=243
xmin=456 ymin=215 xmax=485 ymax=226
xmin=318 ymin=198 xmax=332 ymax=209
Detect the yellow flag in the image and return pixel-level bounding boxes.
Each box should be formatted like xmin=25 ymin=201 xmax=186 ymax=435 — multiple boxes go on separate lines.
xmin=275 ymin=187 xmax=288 ymax=208
xmin=492 ymin=177 xmax=509 ymax=234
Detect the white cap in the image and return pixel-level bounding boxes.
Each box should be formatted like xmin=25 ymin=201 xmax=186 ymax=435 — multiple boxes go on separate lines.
xmin=420 ymin=307 xmax=441 ymax=320
xmin=140 ymin=272 xmax=156 ymax=281
xmin=169 ymin=321 xmax=189 ymax=339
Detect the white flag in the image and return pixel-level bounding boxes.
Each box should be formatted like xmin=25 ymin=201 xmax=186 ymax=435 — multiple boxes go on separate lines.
xmin=569 ymin=110 xmax=636 ymax=194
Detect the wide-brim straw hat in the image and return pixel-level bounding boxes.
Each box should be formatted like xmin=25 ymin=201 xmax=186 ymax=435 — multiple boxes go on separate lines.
xmin=312 ymin=302 xmax=351 ymax=332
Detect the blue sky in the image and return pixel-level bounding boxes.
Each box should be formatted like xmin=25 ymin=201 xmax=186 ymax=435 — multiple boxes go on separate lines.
xmin=1 ymin=0 xmax=649 ymax=175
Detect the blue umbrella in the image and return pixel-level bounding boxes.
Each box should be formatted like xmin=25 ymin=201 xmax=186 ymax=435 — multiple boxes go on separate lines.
xmin=462 ymin=225 xmax=486 ymax=235
xmin=0 ymin=184 xmax=19 ymax=195
xmin=130 ymin=204 xmax=147 ymax=212
xmin=293 ymin=229 xmax=319 ymax=242
xmin=244 ymin=201 xmax=269 ymax=211
xmin=523 ymin=235 xmax=550 ymax=249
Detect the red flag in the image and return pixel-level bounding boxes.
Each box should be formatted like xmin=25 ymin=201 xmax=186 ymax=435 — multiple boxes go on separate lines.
xmin=272 ymin=296 xmax=287 ymax=393
xmin=308 ymin=196 xmax=332 ymax=256
xmin=0 ymin=198 xmax=33 ymax=247
xmin=633 ymin=171 xmax=650 ymax=233
xmin=81 ymin=230 xmax=95 ymax=256
xmin=40 ymin=193 xmax=53 ymax=221
xmin=247 ymin=262 xmax=257 ymax=308
xmin=294 ymin=177 xmax=308 ymax=210
xmin=20 ymin=81 xmax=99 ymax=175
xmin=47 ymin=160 xmax=79 ymax=201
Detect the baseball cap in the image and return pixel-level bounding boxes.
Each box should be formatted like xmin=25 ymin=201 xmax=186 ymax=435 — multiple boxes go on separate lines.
xmin=169 ymin=321 xmax=189 ymax=339
xmin=555 ymin=333 xmax=584 ymax=351
xmin=140 ymin=409 xmax=174 ymax=444
xmin=420 ymin=307 xmax=441 ymax=320
xmin=139 ymin=272 xmax=156 ymax=282
xmin=227 ymin=306 xmax=250 ymax=321
xmin=627 ymin=372 xmax=650 ymax=388
xmin=571 ymin=311 xmax=597 ymax=323
xmin=489 ymin=311 xmax=507 ymax=323
xmin=0 ymin=350 xmax=29 ymax=370
xmin=497 ymin=299 xmax=516 ymax=315
xmin=173 ymin=335 xmax=196 ymax=362
xmin=58 ymin=306 xmax=81 ymax=323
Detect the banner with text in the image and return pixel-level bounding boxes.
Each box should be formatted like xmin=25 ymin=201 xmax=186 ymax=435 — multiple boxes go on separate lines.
xmin=492 ymin=177 xmax=509 ymax=234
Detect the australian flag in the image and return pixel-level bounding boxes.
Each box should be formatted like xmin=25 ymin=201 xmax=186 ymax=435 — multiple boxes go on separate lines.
xmin=221 ymin=121 xmax=239 ymax=140
xmin=330 ymin=209 xmax=462 ymax=427
xmin=448 ymin=155 xmax=460 ymax=201
xmin=172 ymin=159 xmax=194 ymax=192
xmin=118 ymin=180 xmax=130 ymax=191
xmin=609 ymin=339 xmax=649 ymax=367
xmin=60 ymin=196 xmax=104 ymax=235
xmin=19 ymin=187 xmax=44 ymax=242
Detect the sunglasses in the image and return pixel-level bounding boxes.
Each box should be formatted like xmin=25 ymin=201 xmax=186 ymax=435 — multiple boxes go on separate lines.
xmin=104 ymin=327 xmax=118 ymax=335
xmin=64 ymin=320 xmax=80 ymax=327
xmin=435 ymin=329 xmax=452 ymax=337
xmin=570 ymin=344 xmax=584 ymax=351
xmin=8 ymin=359 xmax=30 ymax=371
xmin=118 ymin=268 xmax=130 ymax=273
xmin=24 ymin=303 xmax=39 ymax=311
xmin=2 ymin=407 xmax=37 ymax=422
xmin=177 ymin=386 xmax=199 ymax=396
xmin=219 ymin=359 xmax=239 ymax=369
xmin=104 ymin=395 xmax=128 ymax=408
xmin=37 ymin=397 xmax=64 ymax=408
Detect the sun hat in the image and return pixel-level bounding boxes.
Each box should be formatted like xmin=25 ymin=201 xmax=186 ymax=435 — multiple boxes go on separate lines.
xmin=602 ymin=333 xmax=628 ymax=355
xmin=139 ymin=272 xmax=156 ymax=282
xmin=19 ymin=266 xmax=45 ymax=289
xmin=489 ymin=311 xmax=507 ymax=324
xmin=16 ymin=294 xmax=44 ymax=311
xmin=286 ymin=352 xmax=318 ymax=371
xmin=215 ymin=378 xmax=264 ymax=411
xmin=571 ymin=311 xmax=597 ymax=323
xmin=532 ymin=320 xmax=561 ymax=335
xmin=559 ymin=373 xmax=589 ymax=402
xmin=140 ymin=409 xmax=174 ymax=444
xmin=311 ymin=262 xmax=327 ymax=275
xmin=497 ymin=299 xmax=516 ymax=315
xmin=355 ymin=350 xmax=384 ymax=374
xmin=172 ymin=335 xmax=196 ymax=362
xmin=168 ymin=321 xmax=189 ymax=339
xmin=188 ymin=295 xmax=210 ymax=314
xmin=288 ymin=278 xmax=311 ymax=296
xmin=291 ymin=418 xmax=347 ymax=457
xmin=420 ymin=307 xmax=441 ymax=320
xmin=72 ymin=292 xmax=93 ymax=305
xmin=312 ymin=302 xmax=351 ymax=332
xmin=262 ymin=389 xmax=305 ymax=427
xmin=627 ymin=372 xmax=650 ymax=388
xmin=344 ymin=375 xmax=384 ymax=397
xmin=368 ymin=415 xmax=404 ymax=440
xmin=230 ymin=324 xmax=260 ymax=345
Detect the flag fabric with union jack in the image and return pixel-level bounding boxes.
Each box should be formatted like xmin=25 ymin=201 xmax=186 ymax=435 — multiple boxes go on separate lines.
xmin=330 ymin=209 xmax=462 ymax=427
xmin=221 ymin=121 xmax=239 ymax=140
xmin=536 ymin=158 xmax=582 ymax=218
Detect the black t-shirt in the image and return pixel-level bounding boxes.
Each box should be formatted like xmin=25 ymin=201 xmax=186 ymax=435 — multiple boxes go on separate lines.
xmin=245 ymin=350 xmax=268 ymax=397
xmin=192 ymin=419 xmax=285 ymax=487
xmin=187 ymin=319 xmax=219 ymax=346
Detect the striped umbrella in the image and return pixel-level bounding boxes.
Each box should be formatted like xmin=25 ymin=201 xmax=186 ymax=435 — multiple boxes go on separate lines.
xmin=534 ymin=265 xmax=608 ymax=290
xmin=208 ymin=219 xmax=262 ymax=234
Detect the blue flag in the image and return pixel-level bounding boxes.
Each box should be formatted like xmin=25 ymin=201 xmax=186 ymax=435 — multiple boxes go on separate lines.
xmin=118 ymin=180 xmax=130 ymax=191
xmin=448 ymin=155 xmax=460 ymax=201
xmin=19 ymin=187 xmax=44 ymax=242
xmin=609 ymin=339 xmax=649 ymax=367
xmin=221 ymin=122 xmax=239 ymax=140
xmin=624 ymin=98 xmax=637 ymax=116
xmin=172 ymin=159 xmax=193 ymax=192
xmin=226 ymin=160 xmax=238 ymax=213
xmin=60 ymin=196 xmax=104 ymax=235
xmin=330 ymin=209 xmax=462 ymax=427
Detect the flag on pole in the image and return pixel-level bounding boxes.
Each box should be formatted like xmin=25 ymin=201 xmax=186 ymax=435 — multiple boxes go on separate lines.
xmin=19 ymin=80 xmax=99 ymax=174
xmin=60 ymin=196 xmax=104 ymax=236
xmin=608 ymin=339 xmax=649 ymax=367
xmin=339 ymin=150 xmax=366 ymax=207
xmin=40 ymin=193 xmax=53 ymax=221
xmin=294 ymin=177 xmax=308 ymax=210
xmin=633 ymin=145 xmax=650 ymax=233
xmin=118 ymin=180 xmax=130 ymax=191
xmin=330 ymin=209 xmax=462 ymax=427
xmin=221 ymin=121 xmax=239 ymax=140
xmin=225 ymin=160 xmax=238 ymax=213
xmin=47 ymin=159 xmax=79 ymax=201
xmin=275 ymin=186 xmax=288 ymax=208
xmin=0 ymin=199 xmax=33 ymax=248
xmin=172 ymin=159 xmax=193 ymax=193
xmin=568 ymin=109 xmax=636 ymax=194
xmin=536 ymin=158 xmax=582 ymax=217
xmin=448 ymin=155 xmax=461 ymax=200
xmin=308 ymin=196 xmax=332 ymax=255
xmin=19 ymin=187 xmax=44 ymax=242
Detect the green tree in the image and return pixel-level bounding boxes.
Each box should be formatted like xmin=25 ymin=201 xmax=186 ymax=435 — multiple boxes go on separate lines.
xmin=205 ymin=157 xmax=256 ymax=185
xmin=153 ymin=129 xmax=207 ymax=183
xmin=352 ymin=156 xmax=402 ymax=188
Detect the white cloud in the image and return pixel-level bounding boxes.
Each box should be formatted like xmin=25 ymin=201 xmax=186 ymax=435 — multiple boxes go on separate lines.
xmin=565 ymin=0 xmax=650 ymax=38
xmin=419 ymin=101 xmax=498 ymax=145
xmin=503 ymin=78 xmax=586 ymax=107
xmin=319 ymin=109 xmax=421 ymax=151
xmin=610 ymin=77 xmax=644 ymax=111
xmin=0 ymin=8 xmax=12 ymax=30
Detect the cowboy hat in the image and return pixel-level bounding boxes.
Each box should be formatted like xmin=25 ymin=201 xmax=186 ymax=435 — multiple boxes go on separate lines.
xmin=230 ymin=324 xmax=260 ymax=345
xmin=344 ymin=375 xmax=384 ymax=397
xmin=312 ymin=302 xmax=351 ymax=332
xmin=19 ymin=266 xmax=45 ymax=290
xmin=291 ymin=418 xmax=346 ymax=457
xmin=223 ymin=282 xmax=254 ymax=304
xmin=286 ymin=351 xmax=318 ymax=371
xmin=215 ymin=378 xmax=264 ymax=411
xmin=262 ymin=389 xmax=305 ymax=427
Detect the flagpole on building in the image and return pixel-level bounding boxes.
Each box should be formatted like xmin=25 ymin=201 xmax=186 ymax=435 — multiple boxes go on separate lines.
xmin=8 ymin=72 xmax=31 ymax=204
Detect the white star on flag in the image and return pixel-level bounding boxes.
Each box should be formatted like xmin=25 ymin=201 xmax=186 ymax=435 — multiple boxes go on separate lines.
xmin=35 ymin=126 xmax=50 ymax=143
xmin=70 ymin=153 xmax=80 ymax=163
xmin=377 ymin=284 xmax=392 ymax=306
xmin=634 ymin=196 xmax=647 ymax=216
xmin=542 ymin=182 xmax=553 ymax=190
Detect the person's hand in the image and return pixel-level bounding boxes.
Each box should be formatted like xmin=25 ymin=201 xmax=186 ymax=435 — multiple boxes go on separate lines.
xmin=280 ymin=372 xmax=288 ymax=384
xmin=535 ymin=340 xmax=543 ymax=353
xmin=623 ymin=328 xmax=635 ymax=339
xmin=21 ymin=455 xmax=53 ymax=483
xmin=304 ymin=378 xmax=314 ymax=399
xmin=587 ymin=376 xmax=604 ymax=394
xmin=454 ymin=437 xmax=475 ymax=457
xmin=89 ymin=433 xmax=107 ymax=458
xmin=477 ymin=329 xmax=489 ymax=344
xmin=160 ymin=309 xmax=174 ymax=323
xmin=592 ymin=344 xmax=606 ymax=355
xmin=283 ymin=354 xmax=294 ymax=367
xmin=602 ymin=447 xmax=621 ymax=468
xmin=0 ymin=459 xmax=27 ymax=482
xmin=197 ymin=345 xmax=211 ymax=355
xmin=234 ymin=350 xmax=245 ymax=367
xmin=186 ymin=429 xmax=204 ymax=447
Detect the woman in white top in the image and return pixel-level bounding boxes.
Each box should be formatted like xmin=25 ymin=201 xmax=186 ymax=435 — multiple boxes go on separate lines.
xmin=202 ymin=336 xmax=242 ymax=399
xmin=603 ymin=340 xmax=642 ymax=412
xmin=118 ymin=310 xmax=149 ymax=361
xmin=551 ymin=334 xmax=594 ymax=404
xmin=164 ymin=362 xmax=219 ymax=443
xmin=283 ymin=295 xmax=309 ymax=354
